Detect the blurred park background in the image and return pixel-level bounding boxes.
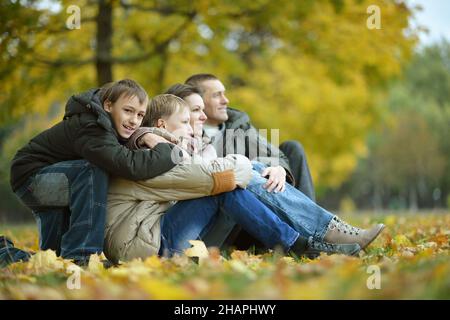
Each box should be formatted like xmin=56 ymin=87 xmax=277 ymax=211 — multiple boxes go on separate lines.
xmin=0 ymin=0 xmax=449 ymax=223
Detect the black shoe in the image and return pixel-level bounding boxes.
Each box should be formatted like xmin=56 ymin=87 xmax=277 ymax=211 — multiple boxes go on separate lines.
xmin=101 ymin=259 xmax=115 ymax=269
xmin=288 ymin=236 xmax=308 ymax=257
xmin=0 ymin=236 xmax=14 ymax=249
xmin=73 ymin=257 xmax=90 ymax=267
xmin=0 ymin=235 xmax=31 ymax=268
xmin=72 ymin=257 xmax=115 ymax=269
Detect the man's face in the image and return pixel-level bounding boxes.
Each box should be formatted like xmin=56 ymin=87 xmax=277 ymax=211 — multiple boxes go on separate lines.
xmin=201 ymin=79 xmax=229 ymax=126
xmin=104 ymin=94 xmax=148 ymax=139
xmin=184 ymin=93 xmax=207 ymax=138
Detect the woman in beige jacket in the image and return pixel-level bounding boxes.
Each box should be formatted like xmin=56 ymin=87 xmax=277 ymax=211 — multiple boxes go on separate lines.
xmin=105 ymin=135 xmax=254 ymax=262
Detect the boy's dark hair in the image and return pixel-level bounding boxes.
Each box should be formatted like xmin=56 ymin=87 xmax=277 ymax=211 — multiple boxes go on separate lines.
xmin=184 ymin=74 xmax=218 ymax=94
xmin=146 ymin=94 xmax=188 ymax=127
xmin=165 ymin=83 xmax=201 ymax=99
xmin=99 ymin=79 xmax=148 ymax=106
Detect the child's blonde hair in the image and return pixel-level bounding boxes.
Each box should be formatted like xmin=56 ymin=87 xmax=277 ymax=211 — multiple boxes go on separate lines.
xmin=145 ymin=94 xmax=188 ymax=127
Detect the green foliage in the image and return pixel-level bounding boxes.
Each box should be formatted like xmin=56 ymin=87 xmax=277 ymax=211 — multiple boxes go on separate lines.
xmin=405 ymin=42 xmax=450 ymax=107
xmin=337 ymin=40 xmax=450 ymax=210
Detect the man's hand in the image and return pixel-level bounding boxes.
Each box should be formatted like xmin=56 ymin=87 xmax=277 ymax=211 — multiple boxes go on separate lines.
xmin=261 ymin=166 xmax=286 ymax=193
xmin=139 ymin=132 xmax=175 ymax=149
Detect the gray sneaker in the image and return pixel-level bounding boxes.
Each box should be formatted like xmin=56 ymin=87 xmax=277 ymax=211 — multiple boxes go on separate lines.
xmin=304 ymin=237 xmax=361 ymax=259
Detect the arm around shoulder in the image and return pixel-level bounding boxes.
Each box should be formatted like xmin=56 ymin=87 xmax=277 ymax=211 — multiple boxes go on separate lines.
xmin=74 ymin=124 xmax=176 ymax=180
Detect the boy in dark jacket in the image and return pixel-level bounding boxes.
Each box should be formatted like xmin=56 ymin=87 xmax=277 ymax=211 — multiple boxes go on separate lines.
xmin=9 ymin=79 xmax=177 ymax=264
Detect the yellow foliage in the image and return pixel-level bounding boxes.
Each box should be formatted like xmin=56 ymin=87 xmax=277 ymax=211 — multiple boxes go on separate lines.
xmin=27 ymin=250 xmax=65 ymax=273
xmin=1 ymin=0 xmax=417 ymax=189
xmin=87 ymin=254 xmax=105 ymax=274
xmin=339 ymin=197 xmax=356 ymax=214
xmin=139 ymin=279 xmax=190 ymax=300
xmin=393 ymin=234 xmax=412 ymax=247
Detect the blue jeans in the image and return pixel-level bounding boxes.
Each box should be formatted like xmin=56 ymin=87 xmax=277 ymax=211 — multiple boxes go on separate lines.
xmin=14 ymin=160 xmax=109 ymax=261
xmin=0 ymin=236 xmax=31 ymax=268
xmin=158 ymin=189 xmax=300 ymax=256
xmin=279 ymin=140 xmax=316 ymax=201
xmin=247 ymin=161 xmax=333 ymax=242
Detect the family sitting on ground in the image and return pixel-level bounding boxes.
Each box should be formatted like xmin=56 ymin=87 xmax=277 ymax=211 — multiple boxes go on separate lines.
xmin=2 ymin=75 xmax=384 ymax=266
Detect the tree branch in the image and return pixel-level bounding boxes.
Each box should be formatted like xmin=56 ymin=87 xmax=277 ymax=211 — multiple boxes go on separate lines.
xmin=29 ymin=6 xmax=194 ymax=69
xmin=119 ymin=1 xmax=264 ymax=19
xmin=113 ymin=13 xmax=194 ymax=65
xmin=35 ymin=16 xmax=96 ymax=35
xmin=34 ymin=55 xmax=95 ymax=67
xmin=119 ymin=0 xmax=196 ymax=18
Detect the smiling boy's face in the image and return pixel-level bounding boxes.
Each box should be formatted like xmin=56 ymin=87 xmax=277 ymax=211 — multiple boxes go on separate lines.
xmin=104 ymin=94 xmax=148 ymax=139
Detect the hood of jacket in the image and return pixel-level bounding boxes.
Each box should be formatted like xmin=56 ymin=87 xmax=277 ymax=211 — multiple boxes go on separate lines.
xmin=225 ymin=107 xmax=251 ymax=130
xmin=63 ymin=88 xmax=114 ymax=133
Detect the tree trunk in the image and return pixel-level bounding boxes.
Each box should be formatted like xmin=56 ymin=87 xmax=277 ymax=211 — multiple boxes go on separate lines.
xmin=409 ymin=184 xmax=418 ymax=212
xmin=155 ymin=48 xmax=169 ymax=93
xmin=96 ymin=0 xmax=113 ymax=86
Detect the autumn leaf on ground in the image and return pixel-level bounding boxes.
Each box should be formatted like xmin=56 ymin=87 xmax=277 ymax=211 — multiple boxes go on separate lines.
xmin=1 ymin=213 xmax=449 ymax=299
xmin=184 ymin=240 xmax=209 ymax=265
xmin=393 ymin=234 xmax=412 ymax=247
xmin=88 ymin=253 xmax=105 ymax=273
xmin=27 ymin=250 xmax=64 ymax=273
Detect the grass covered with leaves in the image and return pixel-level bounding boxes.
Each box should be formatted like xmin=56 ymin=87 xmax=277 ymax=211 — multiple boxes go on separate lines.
xmin=1 ymin=212 xmax=449 ymax=299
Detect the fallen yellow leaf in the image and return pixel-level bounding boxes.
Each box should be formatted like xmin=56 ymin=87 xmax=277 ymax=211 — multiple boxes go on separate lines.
xmin=184 ymin=240 xmax=209 ymax=264
xmin=88 ymin=254 xmax=104 ymax=273
xmin=393 ymin=234 xmax=411 ymax=246
xmin=27 ymin=250 xmax=64 ymax=272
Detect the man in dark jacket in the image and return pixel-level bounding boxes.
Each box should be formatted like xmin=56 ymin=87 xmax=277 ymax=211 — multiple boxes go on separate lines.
xmin=185 ymin=74 xmax=315 ymax=199
xmin=185 ymin=73 xmax=315 ymax=248
xmin=9 ymin=79 xmax=177 ymax=264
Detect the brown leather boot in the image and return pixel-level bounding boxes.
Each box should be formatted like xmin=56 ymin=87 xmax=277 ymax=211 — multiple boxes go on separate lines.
xmin=323 ymin=216 xmax=385 ymax=250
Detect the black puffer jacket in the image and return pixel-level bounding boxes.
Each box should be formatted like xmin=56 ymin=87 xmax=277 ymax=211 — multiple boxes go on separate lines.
xmin=10 ymin=88 xmax=176 ymax=191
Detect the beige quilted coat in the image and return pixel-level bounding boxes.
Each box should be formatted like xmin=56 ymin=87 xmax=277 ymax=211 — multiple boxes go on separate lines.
xmin=104 ymin=132 xmax=252 ymax=263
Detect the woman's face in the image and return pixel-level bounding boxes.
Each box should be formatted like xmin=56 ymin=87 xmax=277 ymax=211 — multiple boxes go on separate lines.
xmin=161 ymin=106 xmax=193 ymax=141
xmin=184 ymin=93 xmax=207 ymax=138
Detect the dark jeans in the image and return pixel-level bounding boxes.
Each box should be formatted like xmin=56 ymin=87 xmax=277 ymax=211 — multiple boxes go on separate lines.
xmin=248 ymin=161 xmax=332 ymax=241
xmin=279 ymin=140 xmax=315 ymax=202
xmin=14 ymin=160 xmax=109 ymax=261
xmin=203 ymin=139 xmax=316 ymax=249
xmin=159 ymin=189 xmax=300 ymax=256
xmin=0 ymin=236 xmax=31 ymax=268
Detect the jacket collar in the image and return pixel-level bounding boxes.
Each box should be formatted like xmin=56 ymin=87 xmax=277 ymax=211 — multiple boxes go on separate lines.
xmin=201 ymin=107 xmax=250 ymax=140
xmin=63 ymin=88 xmax=121 ymax=137
xmin=225 ymin=107 xmax=250 ymax=129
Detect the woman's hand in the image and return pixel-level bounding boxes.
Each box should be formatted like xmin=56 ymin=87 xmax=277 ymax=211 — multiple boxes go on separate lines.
xmin=261 ymin=166 xmax=286 ymax=193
